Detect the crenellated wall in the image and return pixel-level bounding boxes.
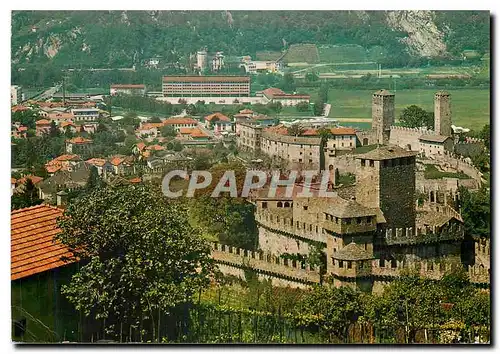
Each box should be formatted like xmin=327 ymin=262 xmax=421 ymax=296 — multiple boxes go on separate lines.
xmin=389 ymin=125 xmax=434 ymax=151
xmin=379 ymin=222 xmax=464 ymax=246
xmin=210 ymin=242 xmax=321 ymax=287
xmin=211 ymin=243 xmax=489 ymax=292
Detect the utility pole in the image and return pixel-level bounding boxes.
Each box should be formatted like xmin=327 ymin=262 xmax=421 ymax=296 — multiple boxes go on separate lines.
xmin=62 ymin=75 xmax=66 ymax=106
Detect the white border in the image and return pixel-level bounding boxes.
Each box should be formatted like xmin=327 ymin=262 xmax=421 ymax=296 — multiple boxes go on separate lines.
xmin=1 ymin=2 xmax=497 ymax=353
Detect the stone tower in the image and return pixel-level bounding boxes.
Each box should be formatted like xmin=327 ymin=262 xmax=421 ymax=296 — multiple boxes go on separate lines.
xmin=371 ymin=89 xmax=395 ymax=145
xmin=434 ymin=91 xmax=452 ymax=137
xmin=355 ymin=145 xmax=417 ymax=229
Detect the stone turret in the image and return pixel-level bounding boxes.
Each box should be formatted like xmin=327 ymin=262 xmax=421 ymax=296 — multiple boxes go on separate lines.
xmin=355 ymin=145 xmax=417 ymax=228
xmin=371 ymin=89 xmax=395 ymax=145
xmin=434 ymin=91 xmax=452 ymax=137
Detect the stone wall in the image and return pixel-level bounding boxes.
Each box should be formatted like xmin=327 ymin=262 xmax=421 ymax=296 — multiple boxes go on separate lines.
xmin=389 ymin=126 xmax=434 ymax=151
xmin=260 ymin=132 xmax=322 ymax=171
xmin=475 ymin=238 xmax=490 ymax=269
xmin=355 ymin=130 xmax=377 ymax=147
xmin=211 ymin=242 xmax=321 ymax=287
xmin=326 ymin=154 xmax=358 ymax=175
xmin=380 ymin=222 xmax=464 ymax=246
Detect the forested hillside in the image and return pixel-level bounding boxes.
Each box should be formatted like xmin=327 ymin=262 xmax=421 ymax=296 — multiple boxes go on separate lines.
xmin=12 ymin=10 xmax=489 ymax=70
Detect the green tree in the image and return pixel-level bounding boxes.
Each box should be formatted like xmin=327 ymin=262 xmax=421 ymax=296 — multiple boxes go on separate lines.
xmin=287 ymin=124 xmax=304 ymax=137
xmin=313 ymin=99 xmax=324 ymax=116
xmin=56 ymin=184 xmax=214 ymax=342
xmin=305 ymin=71 xmax=319 ymax=83
xmin=49 ymin=121 xmax=60 ymax=138
xmin=11 ymin=179 xmax=44 ymax=210
xmin=149 ymin=116 xmax=162 ymax=123
xmin=189 ymin=162 xmax=259 ymax=250
xmin=186 ymin=104 xmax=197 ymax=116
xmin=479 ymin=124 xmax=490 ymax=151
xmin=399 ymin=105 xmax=434 ymax=129
xmin=297 ymin=285 xmax=363 ymax=343
xmin=279 ymin=73 xmax=296 ymax=92
xmin=458 ymin=186 xmax=490 ymax=238
xmin=296 ymin=101 xmax=310 ymax=112
xmin=266 ymin=101 xmax=282 ymax=114
xmin=86 ymin=166 xmax=104 ymax=191
xmin=161 ymin=125 xmax=177 ymax=138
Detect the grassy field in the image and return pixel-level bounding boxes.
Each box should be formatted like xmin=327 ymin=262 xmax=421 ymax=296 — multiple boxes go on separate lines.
xmin=317 ymin=44 xmax=387 ymax=64
xmin=284 ymin=44 xmax=320 ymax=64
xmin=424 ymin=164 xmax=471 ymax=180
xmin=324 ymin=88 xmax=490 ymax=130
xmin=256 ymin=51 xmax=283 ymax=61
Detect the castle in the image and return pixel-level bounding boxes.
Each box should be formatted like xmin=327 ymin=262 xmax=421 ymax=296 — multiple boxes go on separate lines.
xmin=236 ymin=90 xmax=456 ymax=175
xmin=218 ymin=89 xmax=489 ymax=292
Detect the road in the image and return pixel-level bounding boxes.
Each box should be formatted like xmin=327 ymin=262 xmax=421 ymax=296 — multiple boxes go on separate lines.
xmin=32 ymin=84 xmax=62 ymax=101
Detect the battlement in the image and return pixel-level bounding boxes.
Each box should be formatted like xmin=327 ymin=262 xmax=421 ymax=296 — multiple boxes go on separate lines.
xmin=390 ymin=125 xmax=435 ymax=134
xmin=458 ymin=137 xmax=485 ymax=144
xmin=380 ymin=222 xmax=464 ymax=245
xmin=468 ymin=264 xmax=490 ymax=284
xmin=475 ymin=239 xmax=490 ymax=256
xmin=211 ymin=242 xmax=321 ymax=284
xmin=370 ymin=259 xmax=458 ymax=280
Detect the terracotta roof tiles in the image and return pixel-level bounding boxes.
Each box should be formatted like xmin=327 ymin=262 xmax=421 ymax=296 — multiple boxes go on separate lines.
xmin=11 ymin=205 xmax=74 ymax=281
xmin=205 ymin=112 xmax=231 ymax=122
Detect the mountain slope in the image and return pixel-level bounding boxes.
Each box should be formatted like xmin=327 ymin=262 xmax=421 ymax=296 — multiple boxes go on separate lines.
xmin=11 ymin=10 xmax=490 ymax=68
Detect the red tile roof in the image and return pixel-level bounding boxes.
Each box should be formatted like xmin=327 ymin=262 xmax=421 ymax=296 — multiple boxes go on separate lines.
xmin=86 ymin=158 xmax=107 ymax=167
xmin=205 ymin=112 xmax=231 ymax=122
xmin=46 ymin=164 xmax=62 ymax=174
xmin=17 ymin=175 xmax=44 ymax=185
xmin=163 ymin=117 xmax=198 ymax=125
xmin=36 ymin=119 xmax=51 ymax=125
xmin=178 ymin=128 xmax=209 ymax=138
xmin=136 ymin=142 xmax=146 ymax=151
xmin=145 ymin=144 xmax=165 ymax=151
xmin=139 ymin=123 xmax=164 ymax=130
xmin=110 ymin=156 xmax=125 ymax=166
xmin=163 ymin=76 xmax=250 ymax=83
xmin=47 ymin=112 xmax=75 ymax=120
xmin=11 ymin=178 xmax=17 ymax=184
xmin=11 ymin=205 xmax=74 ymax=281
xmin=301 ymin=128 xmax=319 ymax=136
xmin=330 ymin=128 xmax=356 ymax=136
xmin=66 ymin=137 xmax=92 ymax=144
xmin=60 ymin=121 xmax=76 ymax=128
xmin=11 ymin=105 xmax=30 ymax=113
xmin=52 ymin=154 xmax=81 ymax=162
xmin=129 ymin=177 xmax=142 ymax=183
xmin=262 ymin=87 xmax=310 ymax=100
xmin=239 ymin=109 xmax=254 ymax=114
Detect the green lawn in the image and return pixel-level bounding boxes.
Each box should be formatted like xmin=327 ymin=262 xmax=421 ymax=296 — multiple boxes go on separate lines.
xmin=424 ymin=164 xmax=471 ymax=180
xmin=277 ymin=106 xmax=313 ymax=117
xmin=353 ymin=144 xmax=378 ymax=154
xmin=323 ymin=88 xmax=490 ymax=130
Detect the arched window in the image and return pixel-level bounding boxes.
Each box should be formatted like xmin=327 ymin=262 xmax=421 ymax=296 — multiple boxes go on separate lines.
xmin=284 ymin=202 xmax=290 ymax=208
xmin=277 ymin=201 xmax=283 ymax=208
xmin=363 ymin=138 xmax=368 ymax=146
